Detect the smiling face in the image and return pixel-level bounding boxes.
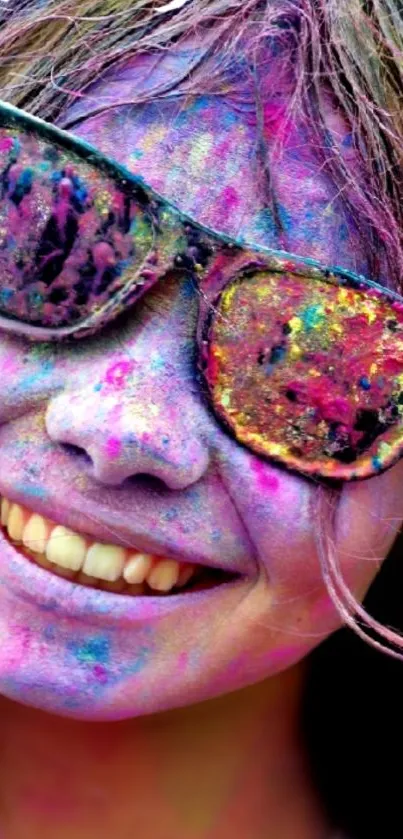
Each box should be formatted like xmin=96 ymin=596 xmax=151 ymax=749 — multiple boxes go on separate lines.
xmin=0 ymin=46 xmax=403 ymax=721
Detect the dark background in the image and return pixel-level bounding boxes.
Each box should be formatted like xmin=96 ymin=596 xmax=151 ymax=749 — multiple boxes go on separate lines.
xmin=303 ymin=528 xmax=403 ymax=839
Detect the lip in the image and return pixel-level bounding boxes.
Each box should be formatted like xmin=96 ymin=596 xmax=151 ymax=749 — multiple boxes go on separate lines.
xmin=0 ymin=528 xmax=246 ymax=627
xmin=0 ymin=483 xmax=251 ymax=575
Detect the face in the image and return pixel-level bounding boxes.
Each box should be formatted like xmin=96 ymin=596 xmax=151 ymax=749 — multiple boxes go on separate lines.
xmin=0 ymin=44 xmax=402 ymax=721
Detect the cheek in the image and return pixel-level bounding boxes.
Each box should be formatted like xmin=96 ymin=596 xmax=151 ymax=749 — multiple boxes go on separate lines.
xmin=214 ymin=438 xmax=318 ymax=587
xmin=215 ymin=434 xmax=403 ymax=643
xmin=0 ymin=297 xmax=193 ymax=426
xmin=0 ymin=337 xmax=71 ymax=425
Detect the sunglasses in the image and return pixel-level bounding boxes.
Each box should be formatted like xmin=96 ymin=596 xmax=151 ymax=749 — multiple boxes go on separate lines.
xmin=1 ymin=99 xmax=403 ymax=484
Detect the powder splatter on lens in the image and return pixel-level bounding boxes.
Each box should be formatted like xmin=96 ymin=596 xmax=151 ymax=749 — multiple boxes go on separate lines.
xmin=0 ymin=124 xmax=156 ymax=329
xmin=201 ymin=266 xmax=403 ymax=481
xmin=0 ymin=111 xmax=198 ymax=338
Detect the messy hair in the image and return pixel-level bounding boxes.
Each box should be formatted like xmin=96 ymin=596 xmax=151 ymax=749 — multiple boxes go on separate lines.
xmin=0 ymin=0 xmax=402 ymax=285
xmin=0 ymin=2 xmax=402 ymax=836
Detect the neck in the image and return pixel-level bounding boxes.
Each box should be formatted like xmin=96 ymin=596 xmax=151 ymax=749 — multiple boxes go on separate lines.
xmin=0 ymin=663 xmax=329 ymax=839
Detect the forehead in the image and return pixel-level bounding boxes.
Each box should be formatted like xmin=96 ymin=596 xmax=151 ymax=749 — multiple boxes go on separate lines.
xmin=62 ymin=41 xmax=369 ymax=274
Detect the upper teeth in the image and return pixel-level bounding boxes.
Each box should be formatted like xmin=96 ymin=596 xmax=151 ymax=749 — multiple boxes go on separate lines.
xmin=0 ymin=497 xmax=198 ymax=592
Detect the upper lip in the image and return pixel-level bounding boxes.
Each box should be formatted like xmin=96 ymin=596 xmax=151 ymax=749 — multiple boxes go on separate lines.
xmin=0 ymin=484 xmax=247 ymax=576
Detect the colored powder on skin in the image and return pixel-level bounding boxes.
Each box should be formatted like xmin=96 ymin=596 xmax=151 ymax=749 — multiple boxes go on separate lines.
xmin=13 ymin=483 xmax=48 ymax=500
xmin=68 ymin=639 xmax=111 ymax=685
xmin=176 ymin=652 xmax=189 ymax=673
xmin=251 ymin=460 xmax=280 ymax=494
xmin=92 ymin=665 xmax=109 ymax=684
xmin=105 ymin=436 xmax=122 ymax=458
xmin=104 ymin=359 xmax=135 ymax=388
xmin=18 ymin=359 xmax=55 ymax=391
xmin=221 ymin=185 xmax=240 ymax=217
xmin=67 ymin=635 xmax=111 ymax=665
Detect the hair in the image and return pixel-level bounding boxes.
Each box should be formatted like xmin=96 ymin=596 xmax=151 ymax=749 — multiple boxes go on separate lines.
xmin=0 ymin=0 xmax=402 ymax=282
xmin=0 ymin=1 xmax=402 ymax=836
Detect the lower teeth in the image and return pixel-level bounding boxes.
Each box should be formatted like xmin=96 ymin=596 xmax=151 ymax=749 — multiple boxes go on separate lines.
xmin=3 ymin=527 xmax=229 ymax=596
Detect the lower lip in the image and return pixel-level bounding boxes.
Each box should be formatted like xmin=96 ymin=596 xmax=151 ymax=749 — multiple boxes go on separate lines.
xmin=0 ymin=529 xmax=244 ymax=627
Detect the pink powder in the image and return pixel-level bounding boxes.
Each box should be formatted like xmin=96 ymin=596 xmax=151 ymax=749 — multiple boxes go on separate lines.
xmin=176 ymin=652 xmax=189 ymax=673
xmin=221 ymin=185 xmax=240 ymax=214
xmin=251 ymin=460 xmax=279 ymax=493
xmin=104 ymin=359 xmax=135 ymax=388
xmin=105 ymin=437 xmax=122 ymax=459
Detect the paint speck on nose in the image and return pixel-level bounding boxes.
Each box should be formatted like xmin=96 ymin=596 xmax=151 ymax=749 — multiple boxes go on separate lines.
xmin=105 ymin=436 xmax=122 ymax=458
xmin=105 ymin=359 xmax=135 ymax=388
xmin=150 ymin=355 xmax=166 ymax=373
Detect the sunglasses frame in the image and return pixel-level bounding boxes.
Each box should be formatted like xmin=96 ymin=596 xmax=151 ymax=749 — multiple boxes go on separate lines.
xmin=0 ymin=98 xmax=402 ymax=341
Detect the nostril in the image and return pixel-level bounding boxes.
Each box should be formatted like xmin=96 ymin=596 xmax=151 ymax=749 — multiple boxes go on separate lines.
xmin=123 ymin=473 xmax=170 ymax=493
xmin=60 ymin=443 xmax=93 ymax=465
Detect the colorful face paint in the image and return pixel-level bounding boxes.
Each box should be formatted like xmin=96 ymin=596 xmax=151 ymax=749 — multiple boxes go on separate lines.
xmin=1 ymin=100 xmax=403 ymax=483
xmin=0 ymin=34 xmax=401 ymax=727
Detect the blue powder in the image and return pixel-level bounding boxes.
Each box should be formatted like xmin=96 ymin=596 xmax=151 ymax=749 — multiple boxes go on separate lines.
xmin=300 ymin=305 xmax=325 ymax=331
xmin=0 ymin=288 xmax=15 ymax=304
xmin=17 ymin=168 xmax=33 ymax=191
xmin=67 ymin=635 xmax=111 ymax=665
xmin=163 ymin=508 xmax=178 ymax=522
xmin=14 ymin=483 xmax=48 ymax=500
xmin=339 ymin=222 xmax=350 ymax=242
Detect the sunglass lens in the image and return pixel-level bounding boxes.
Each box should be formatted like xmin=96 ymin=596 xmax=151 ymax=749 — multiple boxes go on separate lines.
xmin=201 ymin=267 xmax=403 ymax=480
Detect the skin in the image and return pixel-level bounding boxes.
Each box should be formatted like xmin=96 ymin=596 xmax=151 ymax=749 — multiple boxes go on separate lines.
xmin=0 ymin=38 xmax=403 ymax=838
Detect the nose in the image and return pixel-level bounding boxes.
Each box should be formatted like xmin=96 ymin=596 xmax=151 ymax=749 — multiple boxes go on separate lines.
xmin=46 ymin=387 xmax=209 ymax=489
xmin=45 ymin=280 xmax=211 ymax=490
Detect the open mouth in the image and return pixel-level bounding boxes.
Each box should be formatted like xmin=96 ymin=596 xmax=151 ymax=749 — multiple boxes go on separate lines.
xmin=0 ymin=496 xmax=236 ymax=597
